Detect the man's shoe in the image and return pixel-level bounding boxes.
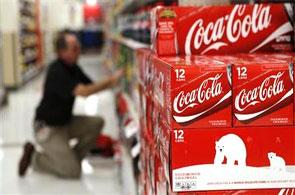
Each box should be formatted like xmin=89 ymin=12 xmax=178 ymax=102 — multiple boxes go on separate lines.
xmin=18 ymin=142 xmax=35 ymax=177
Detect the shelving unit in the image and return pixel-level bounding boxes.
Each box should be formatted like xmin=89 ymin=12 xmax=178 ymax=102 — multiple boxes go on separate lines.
xmin=110 ymin=34 xmax=149 ymax=51
xmin=19 ymin=0 xmax=43 ymax=84
xmin=0 ymin=0 xmax=43 ymax=88
xmin=103 ymin=9 xmax=152 ymax=194
xmin=0 ymin=4 xmax=7 ymax=107
xmin=119 ymin=0 xmax=155 ymax=14
xmin=0 ymin=25 xmax=7 ymax=107
xmin=118 ymin=0 xmax=176 ymax=14
xmin=103 ymin=1 xmax=159 ymax=194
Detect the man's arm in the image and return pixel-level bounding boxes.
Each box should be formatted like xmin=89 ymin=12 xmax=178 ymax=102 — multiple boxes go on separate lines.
xmin=74 ymin=69 xmax=123 ymax=97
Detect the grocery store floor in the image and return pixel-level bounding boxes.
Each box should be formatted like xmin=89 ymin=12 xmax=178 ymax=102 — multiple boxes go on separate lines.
xmin=0 ymin=55 xmax=126 ymax=195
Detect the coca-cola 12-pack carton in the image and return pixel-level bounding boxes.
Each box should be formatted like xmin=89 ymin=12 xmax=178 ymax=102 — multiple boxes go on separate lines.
xmin=231 ymin=53 xmax=294 ymax=127
xmin=152 ymin=55 xmax=232 ymax=129
xmin=151 ymin=4 xmax=294 ymax=56
xmin=170 ymin=126 xmax=295 ymax=192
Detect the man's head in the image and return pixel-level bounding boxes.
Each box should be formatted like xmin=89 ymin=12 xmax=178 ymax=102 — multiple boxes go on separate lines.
xmin=55 ymin=31 xmax=80 ymax=65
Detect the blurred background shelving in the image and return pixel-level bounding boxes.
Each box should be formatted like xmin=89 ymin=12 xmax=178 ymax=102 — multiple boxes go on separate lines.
xmin=0 ymin=0 xmax=105 ymax=89
xmin=0 ymin=0 xmax=43 ymax=88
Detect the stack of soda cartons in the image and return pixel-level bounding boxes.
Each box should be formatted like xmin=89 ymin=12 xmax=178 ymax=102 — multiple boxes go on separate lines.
xmin=137 ymin=3 xmax=295 ymax=195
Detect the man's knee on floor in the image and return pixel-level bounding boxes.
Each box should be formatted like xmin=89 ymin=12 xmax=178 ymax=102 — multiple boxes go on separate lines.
xmin=90 ymin=117 xmax=104 ymax=135
xmin=96 ymin=117 xmax=105 ymax=130
xmin=57 ymin=162 xmax=81 ymax=179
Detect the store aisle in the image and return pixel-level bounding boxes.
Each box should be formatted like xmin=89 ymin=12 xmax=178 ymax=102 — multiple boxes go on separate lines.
xmin=0 ymin=55 xmax=123 ymax=195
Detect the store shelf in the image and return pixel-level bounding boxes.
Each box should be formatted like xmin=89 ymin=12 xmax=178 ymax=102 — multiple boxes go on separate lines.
xmin=119 ymin=144 xmax=137 ymax=195
xmin=0 ymin=88 xmax=8 ymax=108
xmin=119 ymin=0 xmax=157 ymax=14
xmin=119 ymin=0 xmax=177 ymax=14
xmin=110 ymin=34 xmax=150 ymax=50
xmin=22 ymin=44 xmax=37 ymax=49
xmin=21 ymin=65 xmax=42 ymax=84
xmin=114 ymin=90 xmax=141 ymax=195
xmin=122 ymin=92 xmax=139 ymax=137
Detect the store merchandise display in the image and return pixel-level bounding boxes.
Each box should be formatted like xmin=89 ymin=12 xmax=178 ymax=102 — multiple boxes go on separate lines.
xmin=116 ymin=0 xmax=177 ymax=45
xmin=178 ymin=0 xmax=230 ymax=6
xmin=137 ymin=50 xmax=295 ymax=193
xmin=139 ymin=54 xmax=233 ymax=128
xmin=137 ymin=3 xmax=295 ymax=194
xmin=118 ymin=7 xmax=152 ymax=44
xmin=110 ymin=40 xmax=136 ymax=94
xmin=224 ymin=54 xmax=293 ymax=127
xmin=151 ymin=3 xmax=294 ymax=56
xmin=19 ymin=0 xmax=42 ymax=75
xmin=108 ymin=1 xmax=295 ymax=194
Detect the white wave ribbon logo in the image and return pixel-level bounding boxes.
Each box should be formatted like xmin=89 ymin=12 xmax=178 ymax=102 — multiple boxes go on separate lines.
xmin=235 ymin=72 xmax=293 ymax=121
xmin=173 ymin=74 xmax=230 ymax=123
xmin=185 ymin=4 xmax=272 ymax=55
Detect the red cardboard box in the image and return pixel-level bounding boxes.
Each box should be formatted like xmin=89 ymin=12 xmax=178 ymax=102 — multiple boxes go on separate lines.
xmin=177 ymin=188 xmax=294 ymax=195
xmin=151 ymin=4 xmax=294 ymax=56
xmin=170 ymin=126 xmax=295 ymax=192
xmin=155 ymin=151 xmax=168 ymax=195
xmin=231 ymin=54 xmax=294 ymax=126
xmin=152 ymin=55 xmax=232 ymax=128
xmin=137 ymin=48 xmax=154 ymax=95
xmin=137 ymin=50 xmax=295 ymax=194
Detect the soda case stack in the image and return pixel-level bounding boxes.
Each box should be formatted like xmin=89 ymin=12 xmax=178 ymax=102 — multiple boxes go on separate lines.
xmin=294 ymin=2 xmax=295 ymax=51
xmin=137 ymin=3 xmax=295 ymax=195
xmin=215 ymin=54 xmax=294 ymax=127
xmin=151 ymin=3 xmax=294 ymax=56
xmin=137 ymin=51 xmax=295 ymax=194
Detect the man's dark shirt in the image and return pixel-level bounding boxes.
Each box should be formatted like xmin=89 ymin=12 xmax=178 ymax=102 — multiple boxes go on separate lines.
xmin=35 ymin=59 xmax=92 ymax=126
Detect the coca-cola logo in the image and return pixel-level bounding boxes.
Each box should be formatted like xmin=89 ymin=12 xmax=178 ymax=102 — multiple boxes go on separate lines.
xmin=185 ymin=4 xmax=272 ymax=55
xmin=235 ymin=72 xmax=284 ymax=112
xmin=173 ymin=74 xmax=223 ymax=114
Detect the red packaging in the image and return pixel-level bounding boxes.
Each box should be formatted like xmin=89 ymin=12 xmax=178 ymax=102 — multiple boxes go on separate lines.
xmin=152 ymin=55 xmax=232 ymax=128
xmin=293 ymin=2 xmax=295 ymax=51
xmin=151 ymin=4 xmax=293 ymax=56
xmin=146 ymin=148 xmax=156 ymax=195
xmin=158 ymin=119 xmax=171 ymax=185
xmin=178 ymin=188 xmax=294 ymax=195
xmin=140 ymin=130 xmax=156 ymax=195
xmin=232 ymin=54 xmax=294 ymax=127
xmin=155 ymin=151 xmax=168 ymax=195
xmin=137 ymin=48 xmax=154 ymax=95
xmin=170 ymin=126 xmax=295 ymax=192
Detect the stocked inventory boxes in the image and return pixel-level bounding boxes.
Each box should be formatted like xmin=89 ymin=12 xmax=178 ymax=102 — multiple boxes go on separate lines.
xmin=137 ymin=49 xmax=295 ymax=193
xmin=151 ymin=4 xmax=294 ymax=56
xmin=112 ymin=1 xmax=295 ymax=194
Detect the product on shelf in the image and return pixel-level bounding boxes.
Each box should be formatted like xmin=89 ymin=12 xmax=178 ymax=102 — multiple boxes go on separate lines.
xmin=115 ymin=44 xmax=136 ymax=94
xmin=151 ymin=4 xmax=294 ymax=56
xmin=169 ymin=126 xmax=295 ymax=192
xmin=231 ymin=53 xmax=294 ymax=127
xmin=138 ymin=50 xmax=233 ymax=129
xmin=137 ymin=49 xmax=295 ymax=193
xmin=119 ymin=7 xmax=151 ymax=44
xmin=155 ymin=154 xmax=167 ymax=195
xmin=18 ymin=0 xmax=42 ymax=79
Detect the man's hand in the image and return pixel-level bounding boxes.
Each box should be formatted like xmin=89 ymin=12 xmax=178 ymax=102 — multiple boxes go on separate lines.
xmin=74 ymin=68 xmax=124 ymax=97
xmin=110 ymin=69 xmax=124 ymax=87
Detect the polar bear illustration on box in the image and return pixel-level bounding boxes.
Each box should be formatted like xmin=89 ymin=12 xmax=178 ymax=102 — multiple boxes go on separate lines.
xmin=214 ymin=134 xmax=247 ymax=166
xmin=268 ymin=152 xmax=286 ymax=172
